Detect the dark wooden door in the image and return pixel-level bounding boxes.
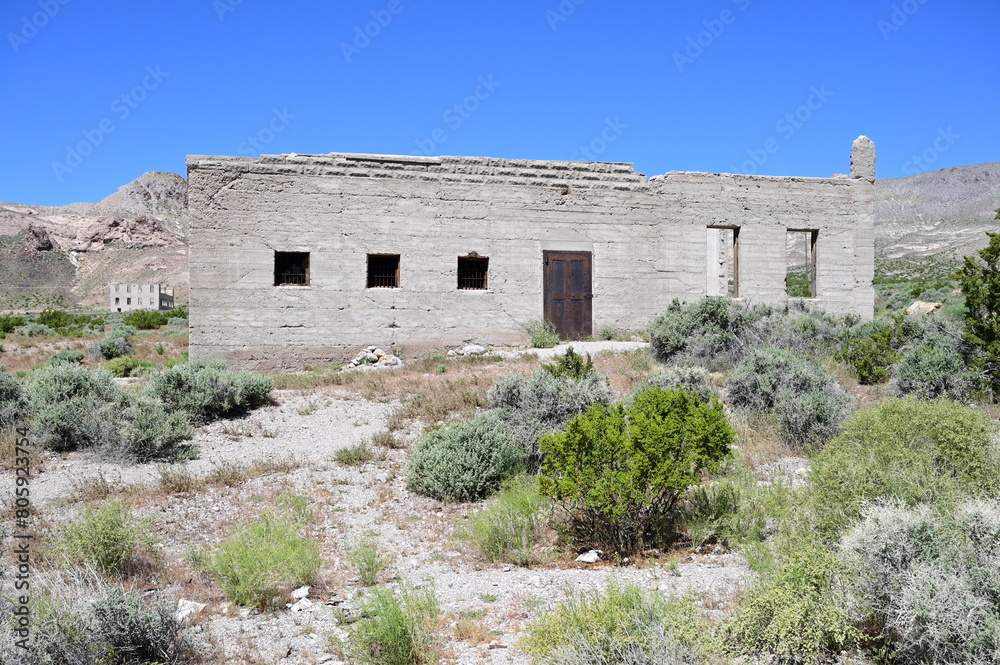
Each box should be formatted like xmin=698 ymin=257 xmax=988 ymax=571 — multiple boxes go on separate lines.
xmin=543 ymin=251 xmax=593 ymax=340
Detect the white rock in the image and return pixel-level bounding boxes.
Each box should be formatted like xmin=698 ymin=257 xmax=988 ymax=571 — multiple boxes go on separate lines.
xmin=174 ymin=598 xmax=206 ymax=623
xmin=290 ymin=597 xmax=313 ymax=612
xmin=365 ymin=353 xmax=379 ymax=363
xmin=463 ymin=344 xmax=487 ymax=355
xmin=292 ymin=585 xmax=311 ymax=600
xmin=906 ymin=300 xmax=943 ymax=316
xmin=576 ymin=550 xmax=602 ymax=563
xmin=373 ymin=348 xmax=386 ymax=358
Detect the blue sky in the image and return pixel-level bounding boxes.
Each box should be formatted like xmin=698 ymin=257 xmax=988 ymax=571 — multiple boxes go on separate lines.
xmin=1 ymin=0 xmax=998 ymax=206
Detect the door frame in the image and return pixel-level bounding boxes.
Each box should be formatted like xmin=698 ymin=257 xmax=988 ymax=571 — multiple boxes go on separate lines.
xmin=542 ymin=250 xmax=593 ymax=340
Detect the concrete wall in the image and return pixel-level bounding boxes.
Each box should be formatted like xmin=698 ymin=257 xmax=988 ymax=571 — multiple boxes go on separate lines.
xmin=187 ymin=140 xmax=875 ymax=371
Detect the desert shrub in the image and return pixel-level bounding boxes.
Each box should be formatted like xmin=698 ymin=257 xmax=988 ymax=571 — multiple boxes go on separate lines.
xmin=542 ymin=346 xmax=595 ymax=379
xmin=957 ymin=228 xmax=1000 ymax=398
xmin=540 ymin=387 xmax=733 ymax=554
xmin=25 ymin=364 xmax=122 ymax=452
xmin=0 ymin=372 xmax=28 ymax=430
xmin=54 ymin=501 xmax=157 ymax=576
xmin=810 ymin=398 xmax=1000 ymax=536
xmin=728 ymin=538 xmax=857 ymax=663
xmin=628 ymin=366 xmax=715 ymax=404
xmin=334 ymin=442 xmax=378 ymax=466
xmin=20 ymin=322 xmax=54 ymax=337
xmin=841 ymin=499 xmax=1000 ymax=665
xmin=98 ymin=336 xmax=131 ymax=359
xmin=124 ymin=309 xmax=170 ymax=330
xmin=894 ymin=343 xmax=974 ymax=400
xmin=146 ymin=359 xmax=273 ymax=424
xmin=727 ymin=348 xmax=850 ymax=449
xmin=835 ymin=315 xmax=903 ymax=384
xmin=49 ymin=349 xmax=85 ymax=366
xmin=406 ymin=412 xmax=525 ymax=502
xmin=463 ymin=475 xmax=549 ymax=566
xmin=682 ymin=466 xmax=790 ymax=549
xmin=111 ymin=392 xmax=193 ymax=462
xmin=102 ymin=356 xmax=155 ymax=378
xmin=487 ymin=369 xmax=611 ymax=470
xmin=649 ymin=297 xmax=747 ymax=364
xmin=167 ymin=317 xmax=188 ymax=327
xmin=90 ymin=587 xmax=184 ymax=664
xmin=347 ymin=534 xmax=393 ymax=586
xmin=523 ymin=581 xmax=717 ymax=665
xmin=201 ymin=509 xmax=320 ymax=609
xmin=0 ymin=315 xmax=25 ymax=334
xmin=346 ymin=581 xmax=439 ymax=665
xmin=525 ymin=319 xmax=560 ymax=348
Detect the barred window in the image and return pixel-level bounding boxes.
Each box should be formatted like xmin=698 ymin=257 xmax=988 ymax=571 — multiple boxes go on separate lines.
xmin=274 ymin=252 xmax=310 ymax=286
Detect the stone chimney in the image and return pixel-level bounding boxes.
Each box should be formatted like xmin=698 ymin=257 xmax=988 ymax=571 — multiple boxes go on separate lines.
xmin=851 ymin=136 xmax=876 ymax=183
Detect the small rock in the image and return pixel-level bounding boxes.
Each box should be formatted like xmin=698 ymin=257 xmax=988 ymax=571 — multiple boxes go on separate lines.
xmin=373 ymin=348 xmax=386 ymax=358
xmin=366 ymin=345 xmax=377 ymax=352
xmin=528 ymin=575 xmax=542 ymax=587
xmin=447 ymin=349 xmax=457 ymax=356
xmin=576 ymin=550 xmax=602 ymax=563
xmin=291 ymin=585 xmax=311 ymax=600
xmin=290 ymin=597 xmax=313 ymax=612
xmin=462 ymin=344 xmax=487 ymax=356
xmin=365 ymin=353 xmax=379 ymax=363
xmin=906 ymin=301 xmax=943 ymax=317
xmin=174 ymin=599 xmax=206 ymax=624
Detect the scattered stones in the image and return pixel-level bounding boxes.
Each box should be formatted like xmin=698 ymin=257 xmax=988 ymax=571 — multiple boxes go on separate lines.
xmin=291 ymin=585 xmax=311 ymax=600
xmin=447 ymin=344 xmax=489 ymax=356
xmin=348 ymin=345 xmax=403 ymax=368
xmin=576 ymin=549 xmax=603 ymax=563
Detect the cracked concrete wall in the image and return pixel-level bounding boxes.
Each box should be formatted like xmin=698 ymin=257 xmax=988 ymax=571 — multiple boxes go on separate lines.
xmin=187 ymin=142 xmax=874 ymax=371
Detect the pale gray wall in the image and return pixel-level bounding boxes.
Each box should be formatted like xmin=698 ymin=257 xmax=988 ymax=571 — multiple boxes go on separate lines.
xmin=187 ymin=145 xmax=874 ymax=371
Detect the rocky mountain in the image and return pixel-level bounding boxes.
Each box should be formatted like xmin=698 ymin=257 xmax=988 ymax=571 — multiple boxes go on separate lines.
xmin=874 ymin=162 xmax=1000 ymax=260
xmin=0 ymin=172 xmax=189 ymax=309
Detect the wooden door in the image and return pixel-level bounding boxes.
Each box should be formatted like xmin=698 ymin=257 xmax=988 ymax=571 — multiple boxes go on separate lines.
xmin=543 ymin=251 xmax=593 ymax=340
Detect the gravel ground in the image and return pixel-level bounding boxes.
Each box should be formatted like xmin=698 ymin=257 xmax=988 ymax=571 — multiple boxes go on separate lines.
xmin=1 ymin=345 xmax=754 ymax=665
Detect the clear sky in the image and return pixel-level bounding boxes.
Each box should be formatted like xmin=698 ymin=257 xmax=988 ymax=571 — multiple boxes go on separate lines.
xmin=2 ymin=0 xmax=998 ymax=206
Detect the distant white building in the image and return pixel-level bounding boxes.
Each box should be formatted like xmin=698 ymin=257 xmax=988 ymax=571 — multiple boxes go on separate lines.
xmin=109 ymin=284 xmax=175 ymax=312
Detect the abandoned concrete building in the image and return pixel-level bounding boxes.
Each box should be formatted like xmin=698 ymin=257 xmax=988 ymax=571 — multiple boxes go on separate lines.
xmin=109 ymin=283 xmax=175 ymax=313
xmin=186 ymin=136 xmax=875 ymax=371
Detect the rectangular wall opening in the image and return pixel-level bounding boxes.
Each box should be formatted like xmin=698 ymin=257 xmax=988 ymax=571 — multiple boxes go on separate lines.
xmin=274 ymin=252 xmax=310 ymax=286
xmin=367 ymin=254 xmax=400 ymax=288
xmin=785 ymin=230 xmax=817 ymax=297
xmin=457 ymin=256 xmax=489 ymax=290
xmin=706 ymin=226 xmax=740 ymax=297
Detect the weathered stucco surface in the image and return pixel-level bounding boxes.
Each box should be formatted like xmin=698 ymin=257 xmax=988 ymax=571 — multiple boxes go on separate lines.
xmin=187 ymin=140 xmax=875 ymax=371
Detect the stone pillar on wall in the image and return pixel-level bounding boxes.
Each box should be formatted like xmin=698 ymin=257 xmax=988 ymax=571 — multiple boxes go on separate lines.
xmin=851 ymin=135 xmax=876 ymax=183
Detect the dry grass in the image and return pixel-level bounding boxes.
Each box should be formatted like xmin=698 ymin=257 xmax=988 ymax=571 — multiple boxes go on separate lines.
xmin=0 ymin=428 xmax=45 ymax=473
xmin=154 ymin=457 xmax=301 ymax=496
xmin=592 ymin=347 xmax=659 ymax=396
xmin=453 ymin=616 xmax=494 ymax=646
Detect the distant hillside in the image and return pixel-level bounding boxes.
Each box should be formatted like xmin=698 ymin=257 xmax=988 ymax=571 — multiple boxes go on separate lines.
xmin=874 ymin=162 xmax=1000 ymax=261
xmin=0 ymin=172 xmax=188 ymax=310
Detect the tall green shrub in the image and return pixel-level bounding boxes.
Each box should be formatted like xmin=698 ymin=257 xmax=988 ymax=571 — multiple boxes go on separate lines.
xmin=539 ymin=387 xmax=733 ymax=554
xmin=463 ymin=475 xmax=549 ymax=566
xmin=0 ymin=372 xmax=28 ymax=430
xmin=25 ymin=364 xmax=122 ymax=452
xmin=957 ymin=223 xmax=1000 ymax=397
xmin=147 ymin=359 xmax=273 ymax=424
xmin=810 ymin=398 xmax=1000 ymax=536
xmin=406 ymin=412 xmax=525 ymax=502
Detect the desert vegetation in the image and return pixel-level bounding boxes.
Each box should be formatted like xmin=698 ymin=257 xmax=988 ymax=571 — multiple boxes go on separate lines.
xmin=4 ymin=236 xmax=1000 ymax=664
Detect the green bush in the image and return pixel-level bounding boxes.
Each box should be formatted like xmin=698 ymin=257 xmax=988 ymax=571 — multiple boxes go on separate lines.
xmin=111 ymin=392 xmax=194 ymax=462
xmin=525 ymin=319 xmax=560 ymax=348
xmin=20 ymin=322 xmax=54 ymax=337
xmin=102 ymin=356 xmax=155 ymax=378
xmin=98 ymin=336 xmax=131 ymax=359
xmin=463 ymin=475 xmax=549 ymax=566
xmin=49 ymin=349 xmax=85 ymax=366
xmin=835 ymin=315 xmax=903 ymax=384
xmin=0 ymin=372 xmax=28 ymax=430
xmin=347 ymin=534 xmax=393 ymax=586
xmin=0 ymin=315 xmax=25 ymax=334
xmin=523 ymin=581 xmax=717 ymax=665
xmin=90 ymin=587 xmax=184 ymax=664
xmin=55 ymin=501 xmax=157 ymax=576
xmin=540 ymin=387 xmax=733 ymax=554
xmin=810 ymin=398 xmax=1000 ymax=536
xmin=25 ymin=364 xmax=121 ymax=452
xmin=406 ymin=412 xmax=525 ymax=502
xmin=650 ymin=297 xmax=747 ymax=364
xmin=487 ymin=369 xmax=610 ymax=471
xmin=727 ymin=348 xmax=850 ymax=449
xmin=146 ymin=359 xmax=273 ymax=424
xmin=628 ymin=366 xmax=716 ymax=404
xmin=542 ymin=346 xmax=594 ymax=379
xmin=894 ymin=339 xmax=975 ymax=400
xmin=124 ymin=309 xmax=171 ymax=330
xmin=841 ymin=499 xmax=1000 ymax=665
xmin=957 ymin=227 xmax=1000 ymax=398
xmin=682 ymin=466 xmax=790 ymax=549
xmin=728 ymin=538 xmax=857 ymax=663
xmin=346 ymin=581 xmax=439 ymax=665
xmin=334 ymin=442 xmax=378 ymax=466
xmin=201 ymin=509 xmax=320 ymax=609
